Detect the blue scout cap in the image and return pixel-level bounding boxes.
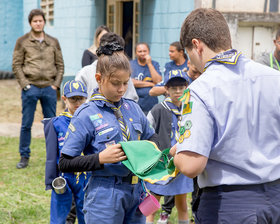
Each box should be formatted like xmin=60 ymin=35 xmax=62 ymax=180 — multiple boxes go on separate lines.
xmin=63 ymin=80 xmax=87 ymax=98
xmin=164 ymin=69 xmax=190 ymax=86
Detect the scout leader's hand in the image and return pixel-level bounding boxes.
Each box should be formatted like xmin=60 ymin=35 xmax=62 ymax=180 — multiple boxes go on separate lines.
xmin=169 ymin=144 xmax=177 ymax=157
xmin=99 ymin=144 xmax=127 ymax=164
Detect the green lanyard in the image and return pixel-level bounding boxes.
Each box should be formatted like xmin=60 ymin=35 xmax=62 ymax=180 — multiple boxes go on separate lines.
xmin=270 ymin=53 xmax=280 ymax=71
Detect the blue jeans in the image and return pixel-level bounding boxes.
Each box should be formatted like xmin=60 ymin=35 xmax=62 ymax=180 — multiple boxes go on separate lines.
xmin=195 ymin=180 xmax=280 ymax=224
xmin=50 ymin=173 xmax=86 ymax=224
xmin=83 ymin=176 xmax=145 ymax=224
xmin=20 ymin=85 xmax=57 ymax=158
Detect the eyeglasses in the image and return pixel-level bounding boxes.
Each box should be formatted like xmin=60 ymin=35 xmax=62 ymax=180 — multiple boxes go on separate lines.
xmin=67 ymin=96 xmax=86 ymax=103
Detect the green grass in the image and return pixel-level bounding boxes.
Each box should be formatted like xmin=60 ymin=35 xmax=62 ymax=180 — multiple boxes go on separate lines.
xmin=0 ymin=136 xmax=51 ymax=224
xmin=0 ymin=136 xmax=193 ymax=224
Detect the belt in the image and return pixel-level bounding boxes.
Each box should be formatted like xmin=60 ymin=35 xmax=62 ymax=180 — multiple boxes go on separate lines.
xmin=203 ymin=178 xmax=280 ymax=193
xmin=121 ymin=174 xmax=139 ymax=185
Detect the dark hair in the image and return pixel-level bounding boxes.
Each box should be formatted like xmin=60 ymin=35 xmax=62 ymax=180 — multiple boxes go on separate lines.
xmin=28 ymin=9 xmax=46 ymax=24
xmin=95 ymin=25 xmax=110 ymax=41
xmin=276 ymin=28 xmax=280 ymax=39
xmin=96 ymin=51 xmax=131 ymax=79
xmin=166 ymin=77 xmax=188 ymax=88
xmin=135 ymin=42 xmax=150 ymax=52
xmin=180 ymin=8 xmax=231 ymax=52
xmin=170 ymin=41 xmax=187 ymax=59
xmin=99 ymin=32 xmax=125 ymax=48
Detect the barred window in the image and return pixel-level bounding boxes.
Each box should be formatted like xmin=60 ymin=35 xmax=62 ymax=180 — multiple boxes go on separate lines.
xmin=41 ymin=0 xmax=54 ymax=26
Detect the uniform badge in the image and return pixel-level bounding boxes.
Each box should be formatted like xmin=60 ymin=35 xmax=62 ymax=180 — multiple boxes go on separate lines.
xmin=90 ymin=113 xmax=103 ymax=121
xmin=184 ymin=130 xmax=191 ymax=139
xmin=123 ymin=103 xmax=130 ymax=110
xmin=68 ymin=123 xmax=76 ymax=132
xmin=184 ymin=120 xmax=192 ymax=130
xmin=182 ymin=102 xmax=193 ymax=115
xmin=98 ymin=128 xmax=114 ymax=136
xmin=129 ymin=118 xmax=133 ymax=122
xmin=179 ymin=126 xmax=185 ymax=135
xmin=178 ymin=135 xmax=184 ymax=143
xmin=105 ymin=140 xmax=116 ymax=147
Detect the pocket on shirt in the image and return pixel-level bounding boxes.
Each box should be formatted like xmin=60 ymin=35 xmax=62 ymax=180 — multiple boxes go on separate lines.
xmin=131 ymin=123 xmax=143 ymax=140
xmin=95 ymin=127 xmax=119 ymax=149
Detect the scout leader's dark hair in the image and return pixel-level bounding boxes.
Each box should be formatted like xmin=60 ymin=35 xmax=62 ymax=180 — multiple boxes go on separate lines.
xmin=180 ymin=8 xmax=232 ymax=52
xmin=96 ymin=33 xmax=131 ymax=78
xmin=28 ymin=9 xmax=46 ymax=24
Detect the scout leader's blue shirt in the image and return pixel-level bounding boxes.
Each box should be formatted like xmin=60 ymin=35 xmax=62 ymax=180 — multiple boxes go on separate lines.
xmin=130 ymin=59 xmax=161 ymax=112
xmin=177 ymin=49 xmax=280 ymax=188
xmin=61 ymin=94 xmax=155 ymax=177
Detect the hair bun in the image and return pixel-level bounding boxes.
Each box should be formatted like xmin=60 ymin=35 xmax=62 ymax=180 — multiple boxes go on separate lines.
xmin=96 ymin=42 xmax=124 ymax=57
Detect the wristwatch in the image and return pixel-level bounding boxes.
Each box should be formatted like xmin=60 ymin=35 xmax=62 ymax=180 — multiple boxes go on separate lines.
xmin=23 ymin=84 xmax=31 ymax=91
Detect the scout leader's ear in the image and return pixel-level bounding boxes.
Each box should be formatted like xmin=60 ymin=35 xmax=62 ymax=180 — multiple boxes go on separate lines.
xmin=95 ymin=73 xmax=102 ymax=84
xmin=191 ymin=38 xmax=203 ymax=56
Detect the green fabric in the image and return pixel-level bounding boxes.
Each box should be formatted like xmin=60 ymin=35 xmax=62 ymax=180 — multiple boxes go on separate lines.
xmin=120 ymin=140 xmax=179 ymax=185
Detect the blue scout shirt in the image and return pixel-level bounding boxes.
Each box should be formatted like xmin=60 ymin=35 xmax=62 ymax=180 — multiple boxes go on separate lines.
xmin=130 ymin=59 xmax=161 ymax=112
xmin=177 ymin=49 xmax=280 ymax=188
xmin=52 ymin=112 xmax=72 ymax=164
xmin=61 ymin=94 xmax=155 ymax=177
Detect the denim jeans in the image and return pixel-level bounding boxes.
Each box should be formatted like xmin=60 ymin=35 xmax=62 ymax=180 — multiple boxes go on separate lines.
xmin=19 ymin=85 xmax=57 ymax=158
xmin=83 ymin=176 xmax=145 ymax=224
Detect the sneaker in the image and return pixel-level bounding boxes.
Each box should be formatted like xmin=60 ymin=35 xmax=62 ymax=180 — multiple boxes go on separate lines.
xmin=16 ymin=157 xmax=29 ymax=169
xmin=157 ymin=212 xmax=170 ymax=224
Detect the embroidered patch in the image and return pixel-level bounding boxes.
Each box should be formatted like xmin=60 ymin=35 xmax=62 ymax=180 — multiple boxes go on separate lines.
xmin=184 ymin=130 xmax=191 ymax=139
xmin=98 ymin=128 xmax=114 ymax=136
xmin=68 ymin=123 xmax=76 ymax=132
xmin=123 ymin=103 xmax=130 ymax=110
xmin=73 ymin=82 xmax=79 ymax=89
xmin=95 ymin=123 xmax=109 ymax=131
xmin=178 ymin=135 xmax=184 ymax=143
xmin=93 ymin=119 xmax=103 ymax=128
xmin=179 ymin=126 xmax=185 ymax=135
xmin=182 ymin=102 xmax=193 ymax=115
xmin=129 ymin=118 xmax=133 ymax=122
xmin=90 ymin=113 xmax=103 ymax=121
xmin=184 ymin=120 xmax=192 ymax=130
xmin=105 ymin=140 xmax=116 ymax=147
xmin=65 ymin=131 xmax=69 ymax=139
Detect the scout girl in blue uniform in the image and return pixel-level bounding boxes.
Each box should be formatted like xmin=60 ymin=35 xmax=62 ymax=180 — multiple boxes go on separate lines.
xmin=59 ymin=42 xmax=157 ymax=224
xmin=44 ymin=80 xmax=88 ymax=224
xmin=146 ymin=70 xmax=193 ymax=224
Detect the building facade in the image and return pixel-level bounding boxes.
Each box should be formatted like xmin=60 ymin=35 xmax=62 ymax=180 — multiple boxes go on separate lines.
xmin=196 ymin=0 xmax=280 ymax=59
xmin=0 ymin=0 xmax=194 ymax=77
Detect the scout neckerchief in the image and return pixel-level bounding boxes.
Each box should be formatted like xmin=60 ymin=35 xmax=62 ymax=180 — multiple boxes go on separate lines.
xmin=270 ymin=53 xmax=280 ymax=70
xmin=59 ymin=110 xmax=72 ymax=118
xmin=203 ymin=49 xmax=242 ymax=72
xmin=161 ymin=97 xmax=181 ymax=141
xmin=90 ymin=92 xmax=130 ymax=141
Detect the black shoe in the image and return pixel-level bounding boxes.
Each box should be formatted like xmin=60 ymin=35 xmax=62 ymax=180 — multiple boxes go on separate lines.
xmin=16 ymin=157 xmax=29 ymax=169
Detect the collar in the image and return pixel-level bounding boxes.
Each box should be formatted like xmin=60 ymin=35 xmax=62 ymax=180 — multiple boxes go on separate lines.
xmin=59 ymin=109 xmax=72 ymax=118
xmin=203 ymin=49 xmax=241 ymax=72
xmin=90 ymin=88 xmax=123 ymax=109
xmin=28 ymin=31 xmax=50 ymax=45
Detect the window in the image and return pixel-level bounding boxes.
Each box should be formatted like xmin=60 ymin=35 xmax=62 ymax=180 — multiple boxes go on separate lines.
xmin=41 ymin=0 xmax=54 ymax=26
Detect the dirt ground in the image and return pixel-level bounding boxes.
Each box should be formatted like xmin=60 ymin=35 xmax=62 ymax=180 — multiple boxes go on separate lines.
xmin=0 ymin=79 xmax=64 ymax=137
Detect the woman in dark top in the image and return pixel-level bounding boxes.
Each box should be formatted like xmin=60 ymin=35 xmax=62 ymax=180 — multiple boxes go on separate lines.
xmin=81 ymin=25 xmax=110 ymax=67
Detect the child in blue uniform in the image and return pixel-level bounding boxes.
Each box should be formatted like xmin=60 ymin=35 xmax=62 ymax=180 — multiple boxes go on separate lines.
xmin=146 ymin=70 xmax=193 ymax=224
xmin=44 ymin=80 xmax=88 ymax=224
xmin=58 ymin=42 xmax=158 ymax=224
